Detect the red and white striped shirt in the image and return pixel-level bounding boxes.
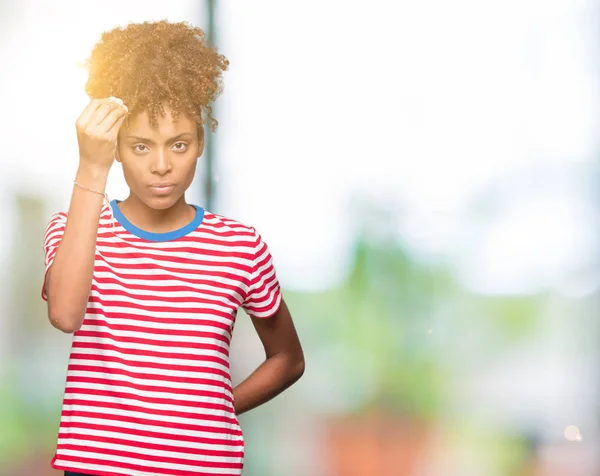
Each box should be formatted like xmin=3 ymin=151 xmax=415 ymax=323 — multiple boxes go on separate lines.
xmin=42 ymin=200 xmax=282 ymax=476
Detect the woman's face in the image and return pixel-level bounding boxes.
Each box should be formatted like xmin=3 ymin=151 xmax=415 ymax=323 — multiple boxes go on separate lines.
xmin=116 ymin=105 xmax=203 ymax=210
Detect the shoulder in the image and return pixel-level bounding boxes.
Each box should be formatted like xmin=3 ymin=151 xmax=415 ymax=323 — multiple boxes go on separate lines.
xmin=200 ymin=210 xmax=260 ymax=241
xmin=45 ymin=211 xmax=68 ymax=230
xmin=48 ymin=211 xmax=68 ymax=222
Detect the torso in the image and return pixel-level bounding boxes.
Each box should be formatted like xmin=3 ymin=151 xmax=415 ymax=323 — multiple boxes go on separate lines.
xmin=52 ymin=201 xmax=258 ymax=476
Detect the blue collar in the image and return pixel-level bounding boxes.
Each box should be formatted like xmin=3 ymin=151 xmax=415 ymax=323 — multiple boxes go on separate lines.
xmin=110 ymin=199 xmax=205 ymax=242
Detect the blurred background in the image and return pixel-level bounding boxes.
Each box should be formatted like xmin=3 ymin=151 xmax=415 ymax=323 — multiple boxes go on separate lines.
xmin=1 ymin=0 xmax=599 ymax=474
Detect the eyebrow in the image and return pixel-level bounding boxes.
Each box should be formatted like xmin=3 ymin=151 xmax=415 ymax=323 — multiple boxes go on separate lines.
xmin=124 ymin=132 xmax=194 ymax=144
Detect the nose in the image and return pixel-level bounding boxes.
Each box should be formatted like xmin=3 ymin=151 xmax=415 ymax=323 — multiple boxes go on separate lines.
xmin=151 ymin=150 xmax=172 ymax=175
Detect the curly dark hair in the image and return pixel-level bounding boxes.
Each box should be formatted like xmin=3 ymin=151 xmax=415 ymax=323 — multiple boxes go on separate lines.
xmin=85 ymin=20 xmax=229 ymax=131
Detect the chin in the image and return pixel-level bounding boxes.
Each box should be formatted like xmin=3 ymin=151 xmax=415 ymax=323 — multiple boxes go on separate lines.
xmin=143 ymin=195 xmax=181 ymax=210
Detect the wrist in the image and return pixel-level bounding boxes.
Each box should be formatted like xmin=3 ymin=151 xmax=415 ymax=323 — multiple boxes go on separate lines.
xmin=76 ymin=163 xmax=110 ymax=189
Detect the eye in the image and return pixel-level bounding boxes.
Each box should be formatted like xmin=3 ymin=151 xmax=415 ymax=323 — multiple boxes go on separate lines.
xmin=173 ymin=142 xmax=188 ymax=152
xmin=134 ymin=144 xmax=148 ymax=152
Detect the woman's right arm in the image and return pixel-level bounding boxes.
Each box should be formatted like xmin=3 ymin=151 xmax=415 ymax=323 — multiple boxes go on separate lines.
xmin=45 ymin=97 xmax=128 ymax=333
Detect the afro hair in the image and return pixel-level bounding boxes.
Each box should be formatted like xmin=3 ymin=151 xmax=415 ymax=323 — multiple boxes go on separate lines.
xmin=85 ymin=20 xmax=229 ymax=131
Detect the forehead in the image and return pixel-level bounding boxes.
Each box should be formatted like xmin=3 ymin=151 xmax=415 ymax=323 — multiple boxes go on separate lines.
xmin=124 ymin=106 xmax=198 ymax=137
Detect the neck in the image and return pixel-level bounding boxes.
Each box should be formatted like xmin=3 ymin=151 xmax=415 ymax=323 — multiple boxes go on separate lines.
xmin=118 ymin=194 xmax=196 ymax=233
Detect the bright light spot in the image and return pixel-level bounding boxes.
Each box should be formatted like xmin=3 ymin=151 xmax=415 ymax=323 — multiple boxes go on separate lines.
xmin=564 ymin=425 xmax=582 ymax=442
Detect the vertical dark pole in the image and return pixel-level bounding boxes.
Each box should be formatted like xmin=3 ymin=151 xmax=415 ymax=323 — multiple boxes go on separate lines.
xmin=204 ymin=0 xmax=216 ymax=212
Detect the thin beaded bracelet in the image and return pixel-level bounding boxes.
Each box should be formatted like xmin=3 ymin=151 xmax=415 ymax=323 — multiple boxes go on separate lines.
xmin=73 ymin=180 xmax=109 ymax=201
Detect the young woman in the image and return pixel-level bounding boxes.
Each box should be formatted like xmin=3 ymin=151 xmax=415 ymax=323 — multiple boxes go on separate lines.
xmin=42 ymin=20 xmax=305 ymax=476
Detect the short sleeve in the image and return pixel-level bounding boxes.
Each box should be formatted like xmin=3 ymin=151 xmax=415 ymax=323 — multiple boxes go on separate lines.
xmin=42 ymin=212 xmax=67 ymax=302
xmin=241 ymin=228 xmax=282 ymax=319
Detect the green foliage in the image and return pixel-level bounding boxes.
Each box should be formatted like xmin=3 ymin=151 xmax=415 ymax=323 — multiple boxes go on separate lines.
xmin=476 ymin=296 xmax=542 ymax=339
xmin=286 ymin=229 xmax=542 ymax=420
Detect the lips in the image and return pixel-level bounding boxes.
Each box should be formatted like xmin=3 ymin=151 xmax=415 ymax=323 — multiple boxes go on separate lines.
xmin=149 ymin=183 xmax=176 ymax=195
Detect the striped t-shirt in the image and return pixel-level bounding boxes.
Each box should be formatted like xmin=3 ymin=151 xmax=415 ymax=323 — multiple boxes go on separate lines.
xmin=41 ymin=200 xmax=282 ymax=476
